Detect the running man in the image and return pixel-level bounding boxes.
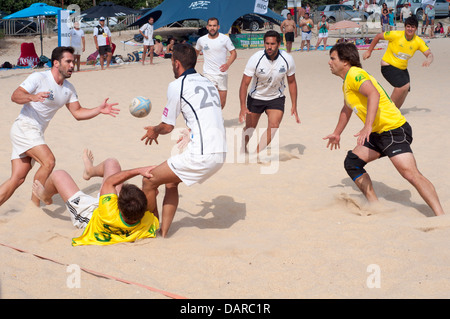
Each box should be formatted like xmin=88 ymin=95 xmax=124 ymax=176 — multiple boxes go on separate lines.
xmin=32 ymin=149 xmax=159 ymax=246
xmin=324 ymin=42 xmax=444 ymax=216
xmin=363 ymin=16 xmax=433 ymax=109
xmin=195 ymin=17 xmax=237 ymax=109
xmin=239 ymin=30 xmax=300 ymax=156
xmin=0 ymin=46 xmax=119 ymax=207
xmin=140 ymin=43 xmax=227 ymax=237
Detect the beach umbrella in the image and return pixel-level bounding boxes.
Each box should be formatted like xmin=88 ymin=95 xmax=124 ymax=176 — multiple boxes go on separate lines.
xmin=80 ymin=1 xmax=139 ymax=20
xmin=2 ymin=3 xmax=62 ymax=19
xmin=329 ymin=20 xmax=361 ymax=39
xmin=3 ymin=3 xmax=63 ymax=57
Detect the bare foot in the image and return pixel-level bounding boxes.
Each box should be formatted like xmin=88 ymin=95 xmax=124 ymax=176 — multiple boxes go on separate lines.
xmin=32 ymin=180 xmax=53 ymax=205
xmin=82 ymin=149 xmax=95 ymax=180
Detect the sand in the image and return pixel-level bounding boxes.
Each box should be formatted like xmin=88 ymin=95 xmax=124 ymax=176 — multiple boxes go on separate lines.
xmin=1 ymin=25 xmax=450 ymax=300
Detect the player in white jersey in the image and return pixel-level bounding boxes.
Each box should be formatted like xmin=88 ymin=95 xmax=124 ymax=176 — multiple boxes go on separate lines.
xmin=239 ymin=30 xmax=300 ymax=156
xmin=139 ymin=16 xmax=155 ymax=65
xmin=0 ymin=46 xmax=119 ymax=207
xmin=195 ymin=17 xmax=237 ymax=109
xmin=141 ymin=43 xmax=226 ymax=237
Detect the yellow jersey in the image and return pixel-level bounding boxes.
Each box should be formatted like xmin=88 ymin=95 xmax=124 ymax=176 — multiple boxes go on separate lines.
xmin=343 ymin=66 xmax=406 ymax=133
xmin=72 ymin=194 xmax=159 ymax=246
xmin=382 ymin=30 xmax=429 ymax=70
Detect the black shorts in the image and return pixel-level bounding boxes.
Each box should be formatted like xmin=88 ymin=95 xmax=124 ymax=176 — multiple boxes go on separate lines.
xmin=381 ymin=65 xmax=410 ymax=90
xmin=247 ymin=95 xmax=285 ymax=114
xmin=99 ymin=45 xmax=112 ymax=55
xmin=363 ymin=122 xmax=413 ymax=158
xmin=285 ymin=32 xmax=295 ymax=42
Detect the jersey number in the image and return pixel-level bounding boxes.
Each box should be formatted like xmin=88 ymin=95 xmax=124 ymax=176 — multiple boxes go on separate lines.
xmin=195 ymin=85 xmax=220 ymax=109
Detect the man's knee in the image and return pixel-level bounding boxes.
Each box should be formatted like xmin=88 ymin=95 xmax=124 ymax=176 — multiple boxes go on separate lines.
xmin=344 ymin=151 xmax=367 ymax=181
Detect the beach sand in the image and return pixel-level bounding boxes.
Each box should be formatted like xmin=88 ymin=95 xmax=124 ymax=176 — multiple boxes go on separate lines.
xmin=1 ymin=26 xmax=450 ymax=299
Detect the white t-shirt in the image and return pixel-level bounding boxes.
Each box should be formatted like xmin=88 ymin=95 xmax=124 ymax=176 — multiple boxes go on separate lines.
xmin=244 ymin=50 xmax=296 ymax=101
xmin=161 ymin=69 xmax=227 ymax=155
xmin=18 ymin=70 xmax=78 ymax=131
xmin=93 ymin=25 xmax=111 ymax=46
xmin=139 ymin=23 xmax=154 ymax=45
xmin=195 ymin=33 xmax=235 ymax=75
xmin=70 ymin=28 xmax=84 ymax=48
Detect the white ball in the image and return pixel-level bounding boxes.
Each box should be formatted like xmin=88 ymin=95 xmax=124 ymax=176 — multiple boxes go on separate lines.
xmin=129 ymin=96 xmax=151 ymax=118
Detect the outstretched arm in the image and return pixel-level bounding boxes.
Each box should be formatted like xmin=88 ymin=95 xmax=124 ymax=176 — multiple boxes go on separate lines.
xmin=422 ymin=49 xmax=433 ymax=67
xmin=141 ymin=122 xmax=174 ymax=145
xmin=66 ymin=98 xmax=120 ymax=120
xmin=323 ymin=104 xmax=353 ymax=150
xmin=100 ymin=166 xmax=155 ymax=196
xmin=363 ymin=32 xmax=385 ymax=60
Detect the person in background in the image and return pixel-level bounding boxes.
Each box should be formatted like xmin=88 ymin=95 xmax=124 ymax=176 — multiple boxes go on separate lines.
xmin=70 ymin=21 xmax=85 ymax=72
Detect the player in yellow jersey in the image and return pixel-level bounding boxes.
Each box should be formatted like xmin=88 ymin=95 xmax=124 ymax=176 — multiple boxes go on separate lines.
xmin=32 ymin=149 xmax=160 ymax=246
xmin=324 ymin=42 xmax=444 ymax=216
xmin=363 ymin=16 xmax=433 ymax=109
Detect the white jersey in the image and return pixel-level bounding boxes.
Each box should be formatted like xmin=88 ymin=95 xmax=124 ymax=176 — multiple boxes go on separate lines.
xmin=18 ymin=70 xmax=78 ymax=131
xmin=195 ymin=33 xmax=235 ymax=75
xmin=244 ymin=49 xmax=295 ymax=101
xmin=93 ymin=25 xmax=111 ymax=46
xmin=139 ymin=23 xmax=154 ymax=45
xmin=70 ymin=28 xmax=84 ymax=48
xmin=161 ymin=69 xmax=227 ymax=155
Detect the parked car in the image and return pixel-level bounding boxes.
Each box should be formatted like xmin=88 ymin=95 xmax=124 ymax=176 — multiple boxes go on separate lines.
xmin=396 ymin=0 xmax=449 ymax=20
xmin=315 ymin=4 xmax=369 ymax=22
xmin=0 ymin=19 xmax=37 ymax=35
xmin=240 ymin=14 xmax=265 ymax=31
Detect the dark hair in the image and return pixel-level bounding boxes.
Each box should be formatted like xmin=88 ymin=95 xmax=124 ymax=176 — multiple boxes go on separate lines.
xmin=330 ymin=42 xmax=362 ymax=68
xmin=173 ymin=43 xmax=197 ymax=69
xmin=207 ymin=17 xmax=219 ymax=25
xmin=51 ymin=46 xmax=74 ymax=67
xmin=118 ymin=184 xmax=148 ymax=223
xmin=264 ymin=30 xmax=281 ymax=44
xmin=404 ymin=16 xmax=418 ymax=28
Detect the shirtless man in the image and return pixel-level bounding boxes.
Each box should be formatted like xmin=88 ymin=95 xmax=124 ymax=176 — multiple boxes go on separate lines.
xmin=280 ymin=13 xmax=297 ymax=53
xmin=299 ymin=12 xmax=314 ymax=52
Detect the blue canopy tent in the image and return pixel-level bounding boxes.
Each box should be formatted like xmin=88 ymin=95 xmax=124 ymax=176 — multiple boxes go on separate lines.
xmin=3 ymin=3 xmax=63 ymax=56
xmin=129 ymin=0 xmax=284 ymax=34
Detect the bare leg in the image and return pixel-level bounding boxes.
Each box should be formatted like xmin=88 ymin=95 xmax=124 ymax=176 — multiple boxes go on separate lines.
xmin=106 ymin=52 xmax=112 ymax=68
xmin=160 ymin=182 xmax=180 ymax=237
xmin=390 ymin=153 xmax=444 ymax=216
xmin=32 ymin=170 xmax=79 ymax=205
xmin=100 ymin=54 xmax=105 ymax=69
xmin=142 ymin=45 xmax=148 ymax=65
xmin=242 ymin=112 xmax=262 ymax=153
xmin=149 ymin=46 xmax=154 ymax=65
xmin=218 ymin=90 xmax=227 ymax=109
xmin=256 ymin=109 xmax=283 ymax=154
xmin=0 ymin=157 xmax=32 ymax=206
xmin=390 ymin=83 xmax=410 ymax=109
xmin=25 ymin=144 xmax=56 ymax=206
xmin=142 ymin=161 xmax=182 ymax=237
xmin=352 ymin=145 xmax=382 ymax=203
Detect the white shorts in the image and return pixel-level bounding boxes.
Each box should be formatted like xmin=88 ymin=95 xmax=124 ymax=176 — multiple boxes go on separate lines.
xmin=73 ymin=46 xmax=82 ymax=55
xmin=65 ymin=191 xmax=98 ymax=229
xmin=167 ymin=151 xmax=226 ymax=186
xmin=10 ymin=117 xmax=45 ymax=160
xmin=302 ymin=31 xmax=312 ymax=41
xmin=143 ymin=38 xmax=155 ymax=46
xmin=204 ymin=73 xmax=228 ymax=91
xmin=318 ymin=32 xmax=328 ymax=38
